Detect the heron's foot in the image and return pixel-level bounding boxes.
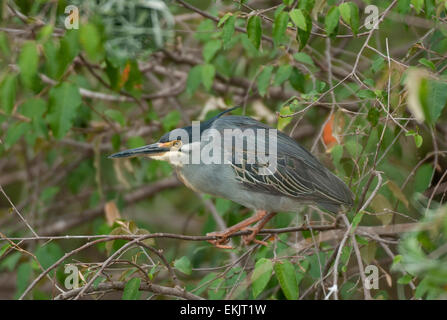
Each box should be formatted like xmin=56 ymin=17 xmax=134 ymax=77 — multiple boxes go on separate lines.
xmin=242 ymin=227 xmax=268 ymax=246
xmin=205 ymin=210 xmax=274 ymax=249
xmin=206 ymin=231 xmax=233 ymax=249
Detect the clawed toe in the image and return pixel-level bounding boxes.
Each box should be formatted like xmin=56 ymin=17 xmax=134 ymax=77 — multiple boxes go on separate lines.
xmin=242 ymin=227 xmax=268 ymax=246
xmin=206 ymin=211 xmax=276 ymax=249
xmin=206 ymin=232 xmax=233 ymax=249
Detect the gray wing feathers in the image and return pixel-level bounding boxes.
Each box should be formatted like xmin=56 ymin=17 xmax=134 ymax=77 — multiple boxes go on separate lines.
xmin=212 ymin=116 xmax=354 ymax=212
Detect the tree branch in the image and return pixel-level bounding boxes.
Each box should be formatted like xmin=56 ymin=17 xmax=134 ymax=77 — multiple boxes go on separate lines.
xmin=55 ymin=280 xmax=203 ymax=300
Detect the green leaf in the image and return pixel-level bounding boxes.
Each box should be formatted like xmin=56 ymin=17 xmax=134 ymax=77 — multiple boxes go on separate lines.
xmin=272 ymin=12 xmax=289 ymax=46
xmin=122 ymin=277 xmax=141 ymax=300
xmin=289 ymin=9 xmax=307 ymax=31
xmin=208 ymin=277 xmax=225 ymax=299
xmin=203 ymin=39 xmax=222 ymax=62
xmin=325 ymin=6 xmax=340 ymax=37
xmin=126 ymin=136 xmax=146 ymax=149
xmin=247 ymin=15 xmax=262 ymax=50
xmin=367 ymin=107 xmax=380 ymax=126
xmin=293 ymin=52 xmax=315 ymax=67
xmin=278 ymin=105 xmax=293 ymax=130
xmin=411 ymin=0 xmax=424 ymax=14
xmin=47 ymin=83 xmax=82 ymax=139
xmin=40 ymin=186 xmax=60 ymax=204
xmin=20 ymin=98 xmax=46 ymax=121
xmin=37 ymin=25 xmax=53 ymax=43
xmin=414 ymin=163 xmax=432 ymax=193
xmin=194 ymin=272 xmax=218 ymax=296
xmin=222 ymin=15 xmax=236 ymax=49
xmin=344 ymin=139 xmax=360 ymax=159
xmin=16 ymin=263 xmax=32 ymax=298
xmin=195 ymin=20 xmax=216 ymax=42
xmin=331 ymin=144 xmax=343 ymax=165
xmin=398 ymin=0 xmax=411 ymax=14
xmin=397 ymin=274 xmax=413 ymax=284
xmin=35 ymin=243 xmax=64 ymax=270
xmin=162 ymin=110 xmax=181 ymax=131
xmin=0 ymin=31 xmax=11 ymax=56
xmin=0 ymin=74 xmax=16 ymax=113
xmin=0 ymin=244 xmax=10 ymax=257
xmin=274 ymin=65 xmax=293 ymax=86
xmin=289 ymin=67 xmax=305 ymax=92
xmin=174 ymin=256 xmax=192 ymax=275
xmin=104 ymin=109 xmax=125 ymax=127
xmin=351 ymin=212 xmax=364 ymax=230
xmin=274 ymin=261 xmax=298 ymax=300
xmin=257 ymin=66 xmax=274 ymax=97
xmin=356 ymin=89 xmax=376 ymax=99
xmin=18 ymin=41 xmax=39 ymax=88
xmin=414 ymin=134 xmax=423 ymax=148
xmin=274 ymin=5 xmax=286 ymax=18
xmin=57 ymin=30 xmax=80 ymax=77
xmin=79 ymin=23 xmax=102 ymax=61
xmin=240 ymin=34 xmax=259 ymax=57
xmin=418 ymin=58 xmax=435 ymax=71
xmin=392 ymin=255 xmax=403 ymax=266
xmin=105 ymin=59 xmax=120 ymax=90
xmin=251 ymin=258 xmax=273 ymax=298
xmin=4 ymin=122 xmax=30 ymax=149
xmin=339 ymin=3 xmax=351 ymax=25
xmin=93 ymin=276 xmax=106 ymax=290
xmin=186 ymin=65 xmax=203 ymax=96
xmin=296 ymin=12 xmax=312 ymax=50
xmin=348 ymin=2 xmax=360 ymax=35
xmin=298 ymin=0 xmax=315 ymax=13
xmin=423 ymin=80 xmax=447 ymax=124
xmin=424 ymin=0 xmax=435 ymax=19
xmin=371 ymin=57 xmax=385 ymax=73
xmin=339 ymin=2 xmax=359 ymax=35
xmin=201 ymin=64 xmax=215 ymax=91
xmin=216 ymin=198 xmax=232 ymax=215
xmin=218 ymin=13 xmax=232 ymax=28
xmin=0 ymin=252 xmax=21 ymax=271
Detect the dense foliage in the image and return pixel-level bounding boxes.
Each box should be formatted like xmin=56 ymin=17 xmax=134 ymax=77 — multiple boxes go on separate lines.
xmin=0 ymin=0 xmax=447 ymax=300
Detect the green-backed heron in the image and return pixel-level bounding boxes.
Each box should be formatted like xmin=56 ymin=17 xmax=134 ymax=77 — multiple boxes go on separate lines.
xmin=109 ymin=108 xmax=353 ymax=248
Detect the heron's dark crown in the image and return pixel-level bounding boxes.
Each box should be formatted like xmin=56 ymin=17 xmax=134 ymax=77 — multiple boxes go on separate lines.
xmin=158 ymin=106 xmax=240 ymax=144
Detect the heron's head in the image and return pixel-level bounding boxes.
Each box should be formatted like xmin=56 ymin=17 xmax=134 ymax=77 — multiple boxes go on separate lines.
xmin=108 ymin=106 xmax=240 ymax=165
xmin=108 ymin=127 xmax=194 ymax=166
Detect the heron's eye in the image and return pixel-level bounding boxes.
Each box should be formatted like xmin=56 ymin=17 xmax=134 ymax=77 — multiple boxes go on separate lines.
xmin=172 ymin=140 xmax=181 ymax=148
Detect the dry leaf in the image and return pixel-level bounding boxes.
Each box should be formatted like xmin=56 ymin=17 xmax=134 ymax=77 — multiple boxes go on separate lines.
xmin=377 ymin=262 xmax=393 ymax=287
xmin=387 ymin=180 xmax=409 ymax=209
xmin=198 ymin=97 xmax=228 ymax=120
xmin=252 ymin=100 xmax=276 ymax=124
xmin=370 ymin=194 xmax=394 ymax=225
xmin=104 ymin=201 xmax=121 ymax=226
xmin=405 ymin=68 xmax=428 ymax=123
xmin=360 ymin=241 xmax=377 ymax=265
xmin=323 ymin=114 xmax=337 ymax=149
xmin=113 ymin=160 xmax=131 ymax=189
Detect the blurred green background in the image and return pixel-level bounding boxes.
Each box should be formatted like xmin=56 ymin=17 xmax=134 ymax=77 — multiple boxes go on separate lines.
xmin=0 ymin=0 xmax=447 ymax=300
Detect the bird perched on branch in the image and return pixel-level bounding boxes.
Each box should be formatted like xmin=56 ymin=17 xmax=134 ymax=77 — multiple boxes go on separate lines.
xmin=109 ymin=107 xmax=353 ymax=248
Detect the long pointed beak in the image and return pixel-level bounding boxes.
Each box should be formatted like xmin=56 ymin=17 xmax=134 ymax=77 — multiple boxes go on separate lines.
xmin=108 ymin=143 xmax=169 ymax=159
